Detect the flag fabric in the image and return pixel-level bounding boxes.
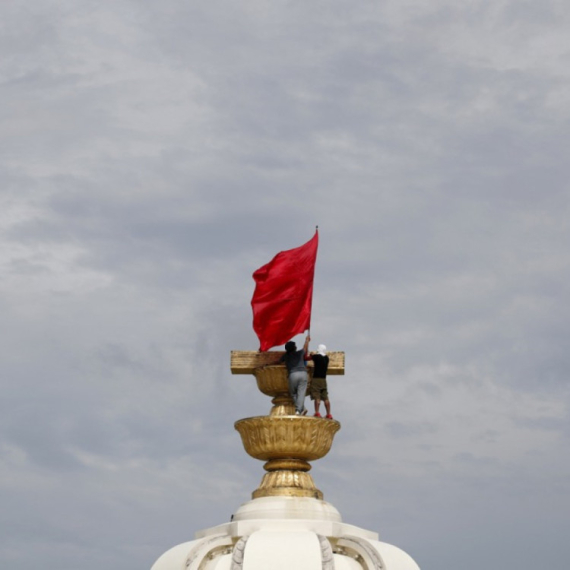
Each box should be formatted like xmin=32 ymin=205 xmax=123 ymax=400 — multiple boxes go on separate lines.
xmin=251 ymin=230 xmax=319 ymax=352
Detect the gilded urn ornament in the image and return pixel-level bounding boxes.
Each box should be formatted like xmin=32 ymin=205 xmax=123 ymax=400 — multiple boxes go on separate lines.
xmin=230 ymin=352 xmax=343 ymax=499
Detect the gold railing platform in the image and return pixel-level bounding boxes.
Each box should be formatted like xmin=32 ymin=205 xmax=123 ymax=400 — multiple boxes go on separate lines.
xmin=230 ymin=350 xmax=345 ymax=375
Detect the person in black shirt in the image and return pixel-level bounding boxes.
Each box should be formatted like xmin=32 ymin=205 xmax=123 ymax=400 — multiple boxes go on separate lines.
xmin=308 ymin=344 xmax=332 ymax=419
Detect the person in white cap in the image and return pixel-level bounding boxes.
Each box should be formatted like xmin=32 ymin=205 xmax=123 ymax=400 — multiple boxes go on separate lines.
xmin=308 ymin=344 xmax=332 ymax=419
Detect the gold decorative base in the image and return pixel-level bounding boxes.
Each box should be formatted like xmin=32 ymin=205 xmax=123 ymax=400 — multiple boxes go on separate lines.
xmin=235 ymin=415 xmax=340 ymax=499
xmin=268 ymin=394 xmax=296 ymax=417
xmin=253 ymin=365 xmax=312 ymax=416
xmin=253 ymin=470 xmax=323 ymax=499
xmin=235 ymin=416 xmax=340 ymax=461
xmin=233 ymin=362 xmax=342 ymax=500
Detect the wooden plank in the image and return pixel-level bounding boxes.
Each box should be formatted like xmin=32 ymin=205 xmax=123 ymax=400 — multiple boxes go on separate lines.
xmin=231 ymin=350 xmax=345 ymax=375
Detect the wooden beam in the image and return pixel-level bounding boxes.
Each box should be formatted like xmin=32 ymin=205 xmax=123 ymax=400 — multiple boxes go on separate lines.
xmin=231 ymin=350 xmax=345 ymax=375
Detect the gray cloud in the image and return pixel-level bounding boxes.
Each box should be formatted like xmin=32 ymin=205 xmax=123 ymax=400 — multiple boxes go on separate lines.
xmin=1 ymin=1 xmax=570 ymax=569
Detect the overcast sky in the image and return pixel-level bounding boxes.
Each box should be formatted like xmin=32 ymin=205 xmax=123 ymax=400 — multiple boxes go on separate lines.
xmin=1 ymin=1 xmax=570 ymax=569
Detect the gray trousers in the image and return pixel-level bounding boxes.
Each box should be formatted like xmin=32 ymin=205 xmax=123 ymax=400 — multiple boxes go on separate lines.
xmin=288 ymin=371 xmax=308 ymax=414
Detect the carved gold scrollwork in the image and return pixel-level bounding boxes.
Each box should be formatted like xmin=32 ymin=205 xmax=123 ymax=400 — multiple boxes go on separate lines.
xmin=234 ymin=417 xmax=340 ymax=462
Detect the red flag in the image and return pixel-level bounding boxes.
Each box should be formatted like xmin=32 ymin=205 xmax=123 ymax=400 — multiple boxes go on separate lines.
xmin=251 ymin=230 xmax=319 ymax=351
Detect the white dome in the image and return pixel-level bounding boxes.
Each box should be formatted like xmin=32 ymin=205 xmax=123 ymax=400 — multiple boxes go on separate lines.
xmin=151 ymin=496 xmax=420 ymax=570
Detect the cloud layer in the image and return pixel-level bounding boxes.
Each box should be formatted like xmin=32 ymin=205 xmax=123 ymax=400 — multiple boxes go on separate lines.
xmin=1 ymin=1 xmax=569 ymax=569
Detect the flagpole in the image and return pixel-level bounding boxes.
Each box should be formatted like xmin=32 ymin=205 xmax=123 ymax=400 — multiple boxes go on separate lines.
xmin=308 ymin=225 xmax=318 ymax=340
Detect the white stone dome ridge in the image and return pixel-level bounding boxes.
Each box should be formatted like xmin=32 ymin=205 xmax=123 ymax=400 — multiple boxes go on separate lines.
xmin=151 ymin=496 xmax=420 ymax=570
